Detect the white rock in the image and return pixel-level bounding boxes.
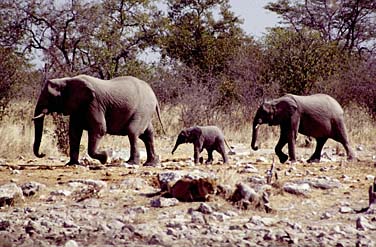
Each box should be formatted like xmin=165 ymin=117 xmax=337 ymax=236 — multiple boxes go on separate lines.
xmin=50 ymin=190 xmax=72 ymax=197
xmin=150 ymin=197 xmax=179 ymax=208
xmin=0 ymin=183 xmax=24 ymax=207
xmin=356 ymin=216 xmax=376 ymax=230
xmin=68 ymin=179 xmax=107 ymax=190
xmin=256 ymin=157 xmax=268 ymax=163
xmin=64 ymin=240 xmax=79 ymax=247
xmin=283 ymin=183 xmax=311 ymax=195
xmin=339 ymin=206 xmax=353 ymax=214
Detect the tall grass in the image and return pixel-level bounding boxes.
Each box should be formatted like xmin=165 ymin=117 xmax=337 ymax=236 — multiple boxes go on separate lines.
xmin=0 ymin=101 xmax=374 ymax=161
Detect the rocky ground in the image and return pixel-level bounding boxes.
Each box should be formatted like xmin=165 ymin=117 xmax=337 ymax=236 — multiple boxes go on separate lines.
xmin=0 ymin=142 xmax=375 ymax=247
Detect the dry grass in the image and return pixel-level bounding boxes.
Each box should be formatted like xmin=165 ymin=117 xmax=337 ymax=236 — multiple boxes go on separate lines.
xmin=0 ymin=101 xmax=374 ymax=161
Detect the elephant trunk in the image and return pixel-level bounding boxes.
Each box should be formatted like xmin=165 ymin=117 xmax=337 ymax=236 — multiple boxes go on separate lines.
xmin=171 ymin=141 xmax=180 ymax=154
xmin=251 ymin=121 xmax=260 ymax=151
xmin=172 ymin=136 xmax=184 ymax=154
xmin=33 ymin=106 xmax=48 ymax=158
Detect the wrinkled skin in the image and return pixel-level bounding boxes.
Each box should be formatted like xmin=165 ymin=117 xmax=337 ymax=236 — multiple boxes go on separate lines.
xmin=33 ymin=75 xmax=163 ymax=166
xmin=172 ymin=126 xmax=229 ymax=164
xmin=251 ymin=94 xmax=355 ymax=163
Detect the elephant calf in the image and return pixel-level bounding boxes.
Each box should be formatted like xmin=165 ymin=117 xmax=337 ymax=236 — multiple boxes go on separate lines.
xmin=172 ymin=126 xmax=229 ymax=164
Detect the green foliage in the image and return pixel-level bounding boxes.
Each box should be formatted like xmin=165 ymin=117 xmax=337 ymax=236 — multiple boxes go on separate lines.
xmin=262 ymin=27 xmax=345 ymax=95
xmin=0 ymin=47 xmax=32 ymax=116
xmin=265 ymin=0 xmax=376 ymax=54
xmin=160 ymin=0 xmax=245 ymax=74
xmin=2 ymin=0 xmax=163 ymax=79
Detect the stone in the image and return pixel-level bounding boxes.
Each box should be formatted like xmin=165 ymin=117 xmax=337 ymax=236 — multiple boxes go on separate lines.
xmin=320 ymin=212 xmax=332 ymax=220
xmin=356 ymin=216 xmax=376 ymax=230
xmin=241 ymin=164 xmax=258 ymax=173
xmin=302 ymin=178 xmax=342 ymax=190
xmin=64 ymin=240 xmax=79 ymax=247
xmin=50 ymin=190 xmax=72 ymax=197
xmin=121 ymin=177 xmax=148 ymax=190
xmin=197 ymin=203 xmax=213 ymax=214
xmin=0 ymin=183 xmax=24 ymax=207
xmin=339 ymin=206 xmax=353 ymax=214
xmin=191 ymin=211 xmax=206 ymax=224
xmin=158 ymin=170 xmax=217 ymax=191
xmin=283 ymin=182 xmax=311 ymax=196
xmin=0 ymin=220 xmax=10 ymax=230
xmin=256 ymin=157 xmax=268 ymax=163
xmin=210 ymin=212 xmax=230 ymax=222
xmin=21 ymin=182 xmax=46 ymax=197
xmin=68 ymin=179 xmax=107 ymax=190
xmin=168 ymin=177 xmax=217 ymax=202
xmin=150 ymin=197 xmax=179 ymax=208
xmin=249 ymin=216 xmax=279 ymax=226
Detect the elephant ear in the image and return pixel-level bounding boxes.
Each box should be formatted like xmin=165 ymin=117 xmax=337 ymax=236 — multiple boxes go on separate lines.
xmin=261 ymin=102 xmax=274 ymax=123
xmin=273 ymin=97 xmax=298 ymax=123
xmin=190 ymin=127 xmax=203 ymax=142
xmin=48 ymin=77 xmax=95 ymax=115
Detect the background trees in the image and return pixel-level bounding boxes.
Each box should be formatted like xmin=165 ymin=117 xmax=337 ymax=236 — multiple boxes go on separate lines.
xmin=160 ymin=0 xmax=245 ymax=74
xmin=265 ymin=0 xmax=376 ymax=54
xmin=0 ymin=0 xmax=375 ymax=128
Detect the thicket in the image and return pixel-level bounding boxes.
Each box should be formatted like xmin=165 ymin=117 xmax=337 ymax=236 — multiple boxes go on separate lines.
xmin=0 ymin=0 xmax=375 ymax=155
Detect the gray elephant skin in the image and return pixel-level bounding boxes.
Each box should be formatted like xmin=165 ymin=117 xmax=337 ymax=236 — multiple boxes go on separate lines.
xmin=171 ymin=126 xmax=229 ymax=164
xmin=33 ymin=74 xmax=163 ymax=166
xmin=251 ymin=93 xmax=355 ymax=163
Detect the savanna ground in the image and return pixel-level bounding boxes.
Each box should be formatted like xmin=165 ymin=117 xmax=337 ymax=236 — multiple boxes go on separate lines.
xmin=0 ymin=102 xmax=375 ymax=246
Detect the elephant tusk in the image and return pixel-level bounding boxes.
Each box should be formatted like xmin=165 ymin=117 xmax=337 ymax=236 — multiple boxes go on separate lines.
xmin=255 ymin=124 xmax=260 ymax=130
xmin=32 ymin=113 xmax=45 ymax=121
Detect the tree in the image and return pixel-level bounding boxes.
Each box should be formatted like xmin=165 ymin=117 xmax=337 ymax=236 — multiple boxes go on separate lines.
xmin=265 ymin=0 xmax=376 ymax=54
xmin=160 ymin=0 xmax=245 ymax=74
xmin=0 ymin=1 xmax=34 ymax=112
xmin=2 ymin=0 xmax=163 ymax=79
xmin=262 ymin=27 xmax=344 ymax=95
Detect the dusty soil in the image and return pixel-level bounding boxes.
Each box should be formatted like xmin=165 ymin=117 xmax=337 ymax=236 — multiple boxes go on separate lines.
xmin=0 ymin=140 xmax=375 ymax=246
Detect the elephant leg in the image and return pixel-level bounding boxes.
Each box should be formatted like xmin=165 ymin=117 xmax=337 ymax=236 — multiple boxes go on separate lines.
xmin=287 ymin=129 xmax=298 ymax=163
xmin=275 ymin=129 xmax=289 ymax=163
xmin=139 ymin=124 xmax=159 ymax=166
xmin=127 ymin=133 xmax=140 ymax=165
xmin=88 ymin=132 xmax=107 ymax=164
xmin=308 ymin=137 xmax=328 ymax=163
xmin=332 ymin=121 xmax=356 ymax=161
xmin=205 ymin=149 xmax=214 ymax=165
xmin=218 ymin=142 xmax=229 ymax=164
xmin=193 ymin=145 xmax=201 ymax=164
xmin=66 ymin=117 xmax=83 ymax=166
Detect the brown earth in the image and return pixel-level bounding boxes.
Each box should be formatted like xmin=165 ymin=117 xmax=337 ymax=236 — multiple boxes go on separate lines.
xmin=0 ymin=140 xmax=375 ymax=246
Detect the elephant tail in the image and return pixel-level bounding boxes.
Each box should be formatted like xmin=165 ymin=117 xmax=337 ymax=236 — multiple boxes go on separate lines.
xmin=156 ymin=104 xmax=166 ymax=135
xmin=224 ymin=139 xmax=235 ymax=155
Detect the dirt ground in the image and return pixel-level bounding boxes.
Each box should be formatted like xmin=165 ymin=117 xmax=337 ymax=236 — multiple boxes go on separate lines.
xmin=0 ymin=139 xmax=375 ymax=246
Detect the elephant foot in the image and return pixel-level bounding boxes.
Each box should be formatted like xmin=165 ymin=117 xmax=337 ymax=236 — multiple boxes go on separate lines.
xmin=97 ymin=155 xmax=108 ymax=165
xmin=126 ymin=158 xmax=140 ymax=166
xmin=347 ymin=155 xmax=356 ymax=162
xmin=65 ymin=159 xmax=80 ymax=166
xmin=143 ymin=156 xmax=160 ymax=167
xmin=278 ymin=153 xmax=289 ymax=164
xmin=199 ymin=157 xmax=204 ymax=164
xmin=307 ymin=158 xmax=320 ymax=163
xmin=205 ymin=159 xmax=213 ymax=165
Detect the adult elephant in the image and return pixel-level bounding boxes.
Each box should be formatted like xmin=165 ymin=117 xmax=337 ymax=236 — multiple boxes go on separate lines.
xmin=251 ymin=94 xmax=355 ymax=163
xmin=33 ymin=74 xmax=164 ymax=166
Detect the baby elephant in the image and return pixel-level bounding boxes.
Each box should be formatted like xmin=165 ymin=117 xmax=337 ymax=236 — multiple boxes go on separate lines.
xmin=172 ymin=126 xmax=229 ymax=164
